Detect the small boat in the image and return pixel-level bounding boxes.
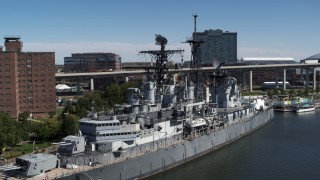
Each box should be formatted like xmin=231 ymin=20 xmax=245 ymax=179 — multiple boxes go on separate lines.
xmin=295 ymin=104 xmax=316 ymax=113
xmin=273 ymin=96 xmax=314 ymax=112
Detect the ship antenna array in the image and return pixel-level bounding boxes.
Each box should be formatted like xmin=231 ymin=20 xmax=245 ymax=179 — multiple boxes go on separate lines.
xmin=185 ymin=14 xmax=204 ymax=102
xmin=139 ymin=35 xmax=184 ymax=94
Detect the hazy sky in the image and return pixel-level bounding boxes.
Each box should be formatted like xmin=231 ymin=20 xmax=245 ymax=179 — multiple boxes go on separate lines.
xmin=1 ymin=0 xmax=319 ymax=64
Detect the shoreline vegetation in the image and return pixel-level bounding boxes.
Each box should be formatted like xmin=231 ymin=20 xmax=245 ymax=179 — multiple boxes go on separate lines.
xmin=0 ymin=82 xmax=138 ymax=161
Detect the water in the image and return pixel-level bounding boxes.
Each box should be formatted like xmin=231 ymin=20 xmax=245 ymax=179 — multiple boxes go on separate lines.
xmin=147 ymin=110 xmax=320 ymax=180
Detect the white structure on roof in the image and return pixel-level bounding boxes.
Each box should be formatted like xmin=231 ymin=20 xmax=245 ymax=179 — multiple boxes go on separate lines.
xmin=56 ymin=84 xmax=70 ymax=90
xmin=240 ymin=57 xmax=296 ymax=65
xmin=55 ymin=84 xmax=71 ymax=92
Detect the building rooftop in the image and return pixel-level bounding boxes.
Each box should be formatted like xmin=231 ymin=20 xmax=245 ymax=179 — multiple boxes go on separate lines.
xmin=305 ymin=53 xmax=320 ymax=60
xmin=4 ymin=36 xmax=21 ymax=41
xmin=242 ymin=57 xmax=295 ymax=61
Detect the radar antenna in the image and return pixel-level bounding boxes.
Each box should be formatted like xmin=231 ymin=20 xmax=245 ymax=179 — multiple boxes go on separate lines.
xmin=139 ymin=35 xmax=184 ymax=94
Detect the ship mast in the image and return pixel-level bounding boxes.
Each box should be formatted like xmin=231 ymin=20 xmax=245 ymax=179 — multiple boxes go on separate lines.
xmin=186 ymin=14 xmax=204 ymax=102
xmin=139 ymin=35 xmax=184 ymax=95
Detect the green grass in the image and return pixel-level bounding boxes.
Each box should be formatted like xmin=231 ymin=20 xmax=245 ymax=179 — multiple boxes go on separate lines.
xmin=3 ymin=141 xmax=53 ymax=159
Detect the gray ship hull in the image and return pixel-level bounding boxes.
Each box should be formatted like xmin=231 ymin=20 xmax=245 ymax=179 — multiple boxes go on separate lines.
xmin=59 ymin=108 xmax=274 ymax=180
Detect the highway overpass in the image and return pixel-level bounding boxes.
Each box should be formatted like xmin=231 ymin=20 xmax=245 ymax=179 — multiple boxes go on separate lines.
xmin=55 ymin=63 xmax=320 ymax=91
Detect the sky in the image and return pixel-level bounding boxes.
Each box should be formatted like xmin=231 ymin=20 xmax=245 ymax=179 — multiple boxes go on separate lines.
xmin=1 ymin=0 xmax=319 ymax=64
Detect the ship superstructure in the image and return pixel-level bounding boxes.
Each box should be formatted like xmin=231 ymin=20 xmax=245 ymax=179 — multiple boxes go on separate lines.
xmin=55 ymin=32 xmax=272 ymax=170
xmin=0 ymin=16 xmax=274 ymax=180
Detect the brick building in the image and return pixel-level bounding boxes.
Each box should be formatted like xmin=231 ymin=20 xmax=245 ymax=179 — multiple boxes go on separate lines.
xmin=0 ymin=37 xmax=56 ymax=118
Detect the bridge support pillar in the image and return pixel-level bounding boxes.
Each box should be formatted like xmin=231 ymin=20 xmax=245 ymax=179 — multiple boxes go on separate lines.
xmin=306 ymin=69 xmax=310 ymax=88
xmin=275 ymin=70 xmax=279 ymax=89
xmin=314 ymin=68 xmax=316 ymax=90
xmin=249 ymin=70 xmax=252 ymax=92
xmin=90 ymin=78 xmax=94 ymax=91
xmin=283 ymin=69 xmax=286 ymax=90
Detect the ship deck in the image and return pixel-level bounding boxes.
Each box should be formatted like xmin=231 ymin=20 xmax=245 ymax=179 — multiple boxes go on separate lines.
xmin=32 ymin=138 xmax=185 ymax=180
xmin=216 ymin=105 xmax=250 ymax=113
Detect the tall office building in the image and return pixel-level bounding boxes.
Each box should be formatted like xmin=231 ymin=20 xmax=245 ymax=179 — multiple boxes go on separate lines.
xmin=195 ymin=29 xmax=237 ymax=65
xmin=0 ymin=37 xmax=56 ymax=118
xmin=64 ymin=53 xmax=122 ymax=72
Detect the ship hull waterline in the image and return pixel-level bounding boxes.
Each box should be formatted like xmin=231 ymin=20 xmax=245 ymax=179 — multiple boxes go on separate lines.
xmin=58 ymin=108 xmax=274 ymax=180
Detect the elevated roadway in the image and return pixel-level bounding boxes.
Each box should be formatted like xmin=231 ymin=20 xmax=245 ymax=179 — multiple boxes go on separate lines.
xmin=55 ymin=63 xmax=320 ymax=91
xmin=56 ymin=63 xmax=320 ymax=77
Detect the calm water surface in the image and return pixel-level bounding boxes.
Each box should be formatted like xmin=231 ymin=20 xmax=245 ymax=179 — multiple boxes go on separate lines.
xmin=147 ymin=110 xmax=320 ymax=180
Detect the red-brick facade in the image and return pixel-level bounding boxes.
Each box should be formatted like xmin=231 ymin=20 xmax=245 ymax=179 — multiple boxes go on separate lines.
xmin=0 ymin=37 xmax=56 ymax=118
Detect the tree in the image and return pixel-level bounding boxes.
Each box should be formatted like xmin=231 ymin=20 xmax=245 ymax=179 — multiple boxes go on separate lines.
xmin=89 ymin=91 xmax=104 ymax=111
xmin=32 ymin=118 xmax=60 ymax=141
xmin=0 ymin=113 xmax=19 ymax=150
xmin=46 ymin=118 xmax=61 ymax=140
xmin=303 ymin=88 xmax=310 ymax=96
xmin=61 ymin=114 xmax=80 ymax=137
xmin=272 ymin=89 xmax=279 ymax=96
xmin=75 ymin=104 xmax=88 ymax=118
xmin=296 ymin=89 xmax=303 ymax=96
xmin=38 ymin=124 xmax=50 ymax=141
xmin=17 ymin=120 xmax=31 ymax=141
xmin=18 ymin=111 xmax=30 ymax=121
xmin=288 ymin=89 xmax=295 ymax=97
xmin=267 ymin=90 xmax=273 ymax=98
xmin=280 ymin=89 xmax=286 ymax=95
xmin=79 ymin=91 xmax=106 ymax=112
xmin=29 ymin=121 xmax=42 ymax=140
xmin=62 ymin=101 xmax=74 ymax=114
xmin=105 ymin=84 xmax=122 ymax=107
xmin=76 ymin=97 xmax=91 ymax=110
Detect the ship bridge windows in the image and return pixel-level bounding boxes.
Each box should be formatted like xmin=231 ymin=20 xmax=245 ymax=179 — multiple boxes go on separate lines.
xmin=96 ymin=131 xmax=137 ymax=137
xmin=80 ymin=122 xmax=120 ymax=127
xmin=99 ymin=122 xmax=120 ymax=127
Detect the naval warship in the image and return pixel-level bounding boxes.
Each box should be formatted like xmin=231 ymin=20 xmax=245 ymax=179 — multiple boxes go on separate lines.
xmin=0 ymin=16 xmax=274 ymax=180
